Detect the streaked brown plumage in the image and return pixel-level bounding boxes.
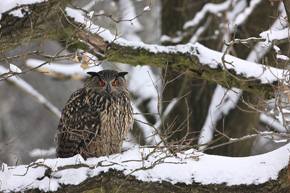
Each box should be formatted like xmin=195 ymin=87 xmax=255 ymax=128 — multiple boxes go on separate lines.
xmin=55 ymin=70 xmax=133 ymax=159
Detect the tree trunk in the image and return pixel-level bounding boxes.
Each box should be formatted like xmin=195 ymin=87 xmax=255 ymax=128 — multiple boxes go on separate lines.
xmin=161 ymin=0 xmax=216 ymax=142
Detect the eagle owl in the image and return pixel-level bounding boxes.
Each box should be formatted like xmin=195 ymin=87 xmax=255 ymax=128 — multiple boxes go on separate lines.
xmin=55 ymin=70 xmax=134 ymax=159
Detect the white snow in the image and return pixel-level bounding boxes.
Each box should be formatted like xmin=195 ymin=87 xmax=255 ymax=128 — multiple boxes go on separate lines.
xmin=183 ymin=0 xmax=231 ymax=30
xmin=29 ymin=147 xmax=56 ymax=158
xmin=143 ymin=6 xmax=150 ymax=11
xmin=118 ymin=0 xmax=143 ymax=42
xmin=1 ymin=144 xmax=289 ymax=192
xmin=66 ymin=7 xmax=285 ymax=84
xmin=195 ymin=43 xmax=284 ymax=83
xmin=189 ymin=17 xmax=211 ymax=43
xmin=259 ymin=3 xmax=288 ymax=45
xmin=160 ymin=34 xmax=183 ymax=44
xmin=0 ymin=0 xmax=46 ymax=14
xmin=233 ymin=0 xmax=262 ymax=26
xmin=260 ymin=114 xmax=287 ymax=133
xmin=277 ymin=54 xmax=290 ymax=61
xmin=87 ymin=11 xmax=94 ymax=18
xmin=129 ymin=65 xmax=160 ymax=113
xmin=226 ymin=0 xmax=247 ymax=25
xmin=8 ymin=6 xmax=30 ymax=18
xmin=9 ymin=64 xmax=22 ymax=73
xmin=260 ymin=27 xmax=289 ymax=43
xmin=273 ymin=45 xmax=281 ymax=53
xmin=246 ymin=2 xmax=287 ymax=63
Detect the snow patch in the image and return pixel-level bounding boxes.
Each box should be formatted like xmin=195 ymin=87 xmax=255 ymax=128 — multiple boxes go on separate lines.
xmin=260 ymin=28 xmax=290 ymax=43
xmin=0 ymin=0 xmax=46 ymax=15
xmin=195 ymin=43 xmax=284 ymax=83
xmin=9 ymin=64 xmax=22 ymax=73
xmin=143 ymin=6 xmax=150 ymax=11
xmin=183 ymin=0 xmax=231 ymax=30
xmin=8 ymin=6 xmax=30 ymax=18
xmin=233 ymin=0 xmax=261 ymax=26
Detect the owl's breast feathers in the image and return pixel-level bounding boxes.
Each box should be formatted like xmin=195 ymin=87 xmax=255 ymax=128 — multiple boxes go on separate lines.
xmin=56 ymin=88 xmax=133 ymax=159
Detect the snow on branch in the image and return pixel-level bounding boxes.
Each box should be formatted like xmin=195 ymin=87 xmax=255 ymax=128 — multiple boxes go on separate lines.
xmin=259 ymin=2 xmax=289 ymax=45
xmin=0 ymin=0 xmax=46 ymax=15
xmin=260 ymin=114 xmax=288 ymax=133
xmin=64 ymin=7 xmax=286 ymax=99
xmin=183 ymin=0 xmax=231 ymax=30
xmin=232 ymin=0 xmax=262 ymax=27
xmin=260 ymin=27 xmax=290 ymax=45
xmin=1 ymin=144 xmax=290 ymax=192
xmin=0 ymin=65 xmax=61 ymax=118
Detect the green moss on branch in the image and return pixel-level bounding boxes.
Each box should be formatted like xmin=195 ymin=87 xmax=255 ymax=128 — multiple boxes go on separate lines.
xmin=107 ymin=43 xmax=276 ymax=99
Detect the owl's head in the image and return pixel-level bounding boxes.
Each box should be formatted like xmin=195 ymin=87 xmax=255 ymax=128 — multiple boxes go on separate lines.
xmin=85 ymin=70 xmax=129 ymax=95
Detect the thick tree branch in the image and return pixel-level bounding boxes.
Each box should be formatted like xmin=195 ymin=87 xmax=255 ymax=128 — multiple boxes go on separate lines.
xmin=0 ymin=0 xmax=280 ymax=100
xmin=0 ymin=0 xmax=79 ymax=55
xmin=24 ymin=167 xmax=289 ymax=193
xmin=105 ymin=41 xmax=277 ymax=99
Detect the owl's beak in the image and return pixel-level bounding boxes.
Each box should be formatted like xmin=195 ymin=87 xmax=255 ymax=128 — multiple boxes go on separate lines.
xmin=106 ymin=85 xmax=111 ymax=92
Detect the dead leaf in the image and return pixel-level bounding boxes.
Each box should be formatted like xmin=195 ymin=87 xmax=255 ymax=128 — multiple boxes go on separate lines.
xmin=80 ymin=53 xmax=90 ymax=70
xmin=80 ymin=63 xmax=89 ymax=70
xmin=73 ymin=52 xmax=80 ymax=62
xmin=82 ymin=53 xmax=89 ymax=64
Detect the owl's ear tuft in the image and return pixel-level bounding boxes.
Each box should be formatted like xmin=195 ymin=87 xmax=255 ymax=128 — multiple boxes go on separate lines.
xmin=87 ymin=72 xmax=100 ymax=77
xmin=117 ymin=72 xmax=128 ymax=77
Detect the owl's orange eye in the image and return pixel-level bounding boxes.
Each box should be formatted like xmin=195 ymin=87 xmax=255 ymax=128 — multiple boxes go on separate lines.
xmin=112 ymin=80 xmax=118 ymax=86
xmin=99 ymin=81 xmax=105 ymax=86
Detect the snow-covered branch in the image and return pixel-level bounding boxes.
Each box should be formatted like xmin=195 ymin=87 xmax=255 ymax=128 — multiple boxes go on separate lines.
xmin=0 ymin=65 xmax=61 ymax=118
xmin=60 ymin=6 xmax=285 ymax=99
xmin=0 ymin=3 xmax=286 ymax=99
xmin=183 ymin=0 xmax=231 ymax=30
xmin=1 ymin=145 xmax=289 ymax=192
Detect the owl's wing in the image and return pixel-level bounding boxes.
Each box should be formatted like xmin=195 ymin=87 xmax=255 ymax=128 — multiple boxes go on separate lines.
xmin=55 ymin=88 xmax=100 ymax=158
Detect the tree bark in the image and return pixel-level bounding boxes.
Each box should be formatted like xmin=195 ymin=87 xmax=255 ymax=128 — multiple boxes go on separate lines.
xmin=106 ymin=42 xmax=276 ymax=99
xmin=0 ymin=0 xmax=71 ymax=54
xmin=24 ymin=167 xmax=289 ymax=193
